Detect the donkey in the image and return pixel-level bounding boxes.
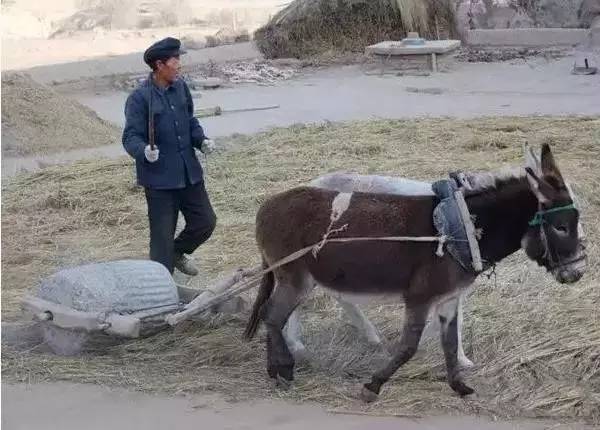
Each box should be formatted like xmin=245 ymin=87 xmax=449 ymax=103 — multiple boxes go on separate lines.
xmin=244 ymin=144 xmax=587 ymax=400
xmin=284 ymin=172 xmax=474 ymax=369
xmin=287 ymin=166 xmax=586 ymax=368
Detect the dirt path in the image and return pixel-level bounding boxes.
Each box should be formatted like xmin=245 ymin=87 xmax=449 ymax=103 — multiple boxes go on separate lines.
xmin=77 ymin=55 xmax=600 ymax=132
xmin=14 ymin=41 xmax=262 ymax=84
xmin=1 ymin=383 xmax=590 ymax=430
xmin=3 ymin=52 xmax=599 ymax=179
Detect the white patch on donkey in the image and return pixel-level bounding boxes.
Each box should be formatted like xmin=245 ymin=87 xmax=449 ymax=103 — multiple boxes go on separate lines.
xmin=330 ymin=192 xmax=353 ymax=222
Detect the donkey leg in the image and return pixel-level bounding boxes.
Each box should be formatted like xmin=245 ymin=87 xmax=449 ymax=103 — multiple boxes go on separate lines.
xmin=264 ymin=273 xmax=313 ymax=383
xmin=334 ymin=295 xmax=382 ymax=346
xmin=438 ymin=297 xmax=475 ymax=396
xmin=283 ymin=309 xmax=307 ymax=359
xmin=456 ymin=294 xmax=474 ymax=369
xmin=361 ymin=303 xmax=429 ymax=402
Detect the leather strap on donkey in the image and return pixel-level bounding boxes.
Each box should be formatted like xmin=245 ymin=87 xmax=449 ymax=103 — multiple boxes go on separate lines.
xmin=432 ymin=176 xmax=484 ymax=273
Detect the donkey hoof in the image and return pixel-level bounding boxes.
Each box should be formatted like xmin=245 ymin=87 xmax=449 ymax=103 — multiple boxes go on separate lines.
xmin=450 ymin=380 xmax=475 ymax=397
xmin=275 ymin=375 xmax=293 ymax=390
xmin=360 ymin=385 xmax=379 ymax=403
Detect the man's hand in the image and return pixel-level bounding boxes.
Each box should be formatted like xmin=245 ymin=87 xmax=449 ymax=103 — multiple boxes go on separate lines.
xmin=144 ymin=145 xmax=159 ymax=162
xmin=201 ymin=138 xmax=216 ymax=154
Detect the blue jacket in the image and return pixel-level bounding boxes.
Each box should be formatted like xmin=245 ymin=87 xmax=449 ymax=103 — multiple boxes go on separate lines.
xmin=122 ymin=76 xmax=208 ymax=189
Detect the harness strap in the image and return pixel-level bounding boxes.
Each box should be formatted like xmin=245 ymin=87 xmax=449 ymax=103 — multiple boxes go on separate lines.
xmin=246 ymin=234 xmax=452 ymax=294
xmin=529 ymin=203 xmax=576 ymax=226
xmin=169 ymin=234 xmax=453 ymax=321
xmin=533 ymin=203 xmax=582 ymax=270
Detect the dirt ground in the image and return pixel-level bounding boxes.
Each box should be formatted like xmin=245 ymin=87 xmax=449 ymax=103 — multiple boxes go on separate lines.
xmin=2 ymin=383 xmax=593 ymax=430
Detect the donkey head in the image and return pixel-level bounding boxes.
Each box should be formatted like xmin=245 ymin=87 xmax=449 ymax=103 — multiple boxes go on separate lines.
xmin=521 ymin=143 xmax=587 ymax=284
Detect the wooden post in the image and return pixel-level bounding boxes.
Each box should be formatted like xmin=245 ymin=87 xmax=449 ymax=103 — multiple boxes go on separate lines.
xmin=431 ymin=53 xmax=438 ymax=73
xmin=22 ymin=295 xmax=141 ymax=337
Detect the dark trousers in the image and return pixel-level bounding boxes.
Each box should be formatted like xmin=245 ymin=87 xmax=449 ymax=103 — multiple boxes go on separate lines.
xmin=144 ymin=181 xmax=217 ymax=274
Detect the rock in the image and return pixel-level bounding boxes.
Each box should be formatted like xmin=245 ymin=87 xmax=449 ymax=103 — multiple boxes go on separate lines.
xmin=181 ymin=36 xmax=206 ymax=50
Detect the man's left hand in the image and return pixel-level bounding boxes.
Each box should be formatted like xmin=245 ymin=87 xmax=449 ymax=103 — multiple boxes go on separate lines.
xmin=201 ymin=139 xmax=216 ymax=154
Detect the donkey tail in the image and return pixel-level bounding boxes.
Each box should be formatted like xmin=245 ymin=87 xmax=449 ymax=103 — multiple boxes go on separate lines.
xmin=243 ymin=258 xmax=274 ymax=340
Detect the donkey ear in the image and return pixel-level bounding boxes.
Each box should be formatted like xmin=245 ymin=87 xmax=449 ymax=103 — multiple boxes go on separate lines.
xmin=523 ymin=142 xmax=541 ymax=175
xmin=526 ymin=167 xmax=552 ymax=204
xmin=540 ymin=143 xmax=565 ymax=185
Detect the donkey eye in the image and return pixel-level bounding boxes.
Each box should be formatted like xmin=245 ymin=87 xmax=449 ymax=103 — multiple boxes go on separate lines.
xmin=554 ymin=225 xmax=569 ymax=234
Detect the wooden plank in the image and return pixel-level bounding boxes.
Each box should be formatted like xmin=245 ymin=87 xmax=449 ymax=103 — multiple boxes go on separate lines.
xmin=105 ymin=314 xmax=141 ymax=338
xmin=194 ymin=104 xmax=280 ymax=118
xmin=23 ymin=296 xmax=103 ymax=331
xmin=166 ymin=265 xmax=261 ymax=326
xmin=22 ymin=296 xmax=141 ymax=338
xmin=365 ymin=40 xmax=461 ymax=56
xmin=453 ymin=191 xmax=483 ymax=272
xmin=176 ymin=285 xmax=201 ymax=304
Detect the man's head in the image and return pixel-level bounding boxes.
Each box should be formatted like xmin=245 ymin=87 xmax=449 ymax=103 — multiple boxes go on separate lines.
xmin=144 ymin=37 xmax=186 ymax=83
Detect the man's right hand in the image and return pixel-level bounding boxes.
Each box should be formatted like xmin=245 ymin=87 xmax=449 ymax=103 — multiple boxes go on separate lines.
xmin=144 ymin=145 xmax=159 ymax=163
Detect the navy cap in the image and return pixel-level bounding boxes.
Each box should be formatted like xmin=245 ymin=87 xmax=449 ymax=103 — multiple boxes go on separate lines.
xmin=143 ymin=37 xmax=187 ymax=67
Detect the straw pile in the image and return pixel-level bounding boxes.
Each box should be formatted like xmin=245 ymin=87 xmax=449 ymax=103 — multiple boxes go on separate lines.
xmin=254 ymin=0 xmax=458 ymax=59
xmin=1 ymin=73 xmax=120 ymax=156
xmin=2 ymin=116 xmax=599 ymax=423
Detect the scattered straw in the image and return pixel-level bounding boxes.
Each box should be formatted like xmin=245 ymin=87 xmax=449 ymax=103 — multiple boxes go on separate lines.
xmin=2 ymin=116 xmax=599 ymax=424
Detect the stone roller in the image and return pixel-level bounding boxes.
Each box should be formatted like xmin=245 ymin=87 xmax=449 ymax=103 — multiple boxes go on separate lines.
xmin=20 ymin=260 xmax=254 ymax=356
xmin=21 ymin=260 xmax=181 ymax=355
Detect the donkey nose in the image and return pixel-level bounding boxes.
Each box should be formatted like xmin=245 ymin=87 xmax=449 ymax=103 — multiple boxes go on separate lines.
xmin=557 ymin=268 xmax=583 ymax=284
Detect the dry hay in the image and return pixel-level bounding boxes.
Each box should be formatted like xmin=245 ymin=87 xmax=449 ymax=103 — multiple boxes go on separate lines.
xmin=579 ymin=0 xmax=600 ymax=27
xmin=2 ymin=116 xmax=599 ymax=424
xmin=1 ymin=73 xmax=121 ymax=157
xmin=254 ymin=0 xmax=458 ymax=59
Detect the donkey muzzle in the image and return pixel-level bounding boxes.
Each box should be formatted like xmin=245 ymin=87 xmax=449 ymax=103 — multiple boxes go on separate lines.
xmin=552 ymin=252 xmax=587 ymax=284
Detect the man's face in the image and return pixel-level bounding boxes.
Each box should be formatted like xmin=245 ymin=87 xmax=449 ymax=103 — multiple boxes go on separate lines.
xmin=156 ymin=55 xmax=181 ymax=83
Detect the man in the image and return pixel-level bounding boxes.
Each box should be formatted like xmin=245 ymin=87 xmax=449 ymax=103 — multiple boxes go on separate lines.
xmin=122 ymin=37 xmax=216 ymax=276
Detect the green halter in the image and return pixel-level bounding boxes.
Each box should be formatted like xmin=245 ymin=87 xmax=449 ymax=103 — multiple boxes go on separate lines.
xmin=528 ymin=204 xmax=577 ymax=227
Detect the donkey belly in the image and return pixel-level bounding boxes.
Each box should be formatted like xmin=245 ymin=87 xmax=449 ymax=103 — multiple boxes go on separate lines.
xmin=319 ymin=285 xmax=399 ymax=306
xmin=304 ymin=242 xmax=425 ymax=296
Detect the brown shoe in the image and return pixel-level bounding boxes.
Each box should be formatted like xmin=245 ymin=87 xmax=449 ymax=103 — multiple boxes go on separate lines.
xmin=174 ymin=253 xmax=199 ymax=276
